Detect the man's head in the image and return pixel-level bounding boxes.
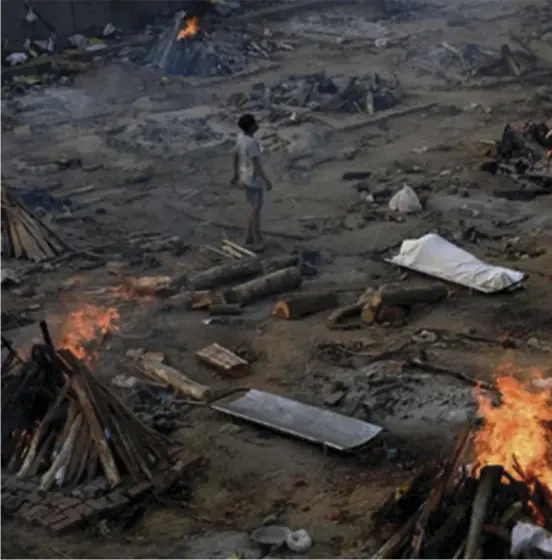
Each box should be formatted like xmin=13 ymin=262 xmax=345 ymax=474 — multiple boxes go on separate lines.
xmin=238 ymin=113 xmax=258 ymax=135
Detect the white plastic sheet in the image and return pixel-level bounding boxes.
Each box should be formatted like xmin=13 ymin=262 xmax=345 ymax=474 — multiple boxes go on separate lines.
xmin=511 ymin=522 xmax=552 ymax=557
xmin=386 ymin=233 xmax=525 ymax=293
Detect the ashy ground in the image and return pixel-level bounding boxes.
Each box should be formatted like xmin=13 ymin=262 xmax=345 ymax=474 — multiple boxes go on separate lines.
xmin=2 ymin=0 xmax=552 ymax=557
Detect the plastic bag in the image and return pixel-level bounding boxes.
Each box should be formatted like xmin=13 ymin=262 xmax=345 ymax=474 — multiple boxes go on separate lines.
xmin=388 ymin=184 xmax=422 ymax=213
xmin=286 ymin=529 xmax=312 ymax=553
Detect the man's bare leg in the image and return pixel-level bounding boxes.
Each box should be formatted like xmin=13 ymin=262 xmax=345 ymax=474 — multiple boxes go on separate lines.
xmin=245 ymin=210 xmax=255 ymax=245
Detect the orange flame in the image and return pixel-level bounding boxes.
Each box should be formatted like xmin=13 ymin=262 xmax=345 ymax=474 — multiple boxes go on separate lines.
xmin=177 ymin=16 xmax=200 ymax=40
xmin=58 ymin=304 xmax=119 ymax=366
xmin=474 ymin=367 xmax=552 ymax=493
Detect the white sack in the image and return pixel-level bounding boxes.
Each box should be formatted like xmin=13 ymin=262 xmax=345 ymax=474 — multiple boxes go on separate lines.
xmin=511 ymin=522 xmax=552 ymax=557
xmin=386 ymin=233 xmax=525 ymax=293
xmin=388 ymin=185 xmax=422 ymax=213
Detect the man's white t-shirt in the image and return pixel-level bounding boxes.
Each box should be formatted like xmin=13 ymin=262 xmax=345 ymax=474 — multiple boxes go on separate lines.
xmin=236 ymin=133 xmax=262 ymax=189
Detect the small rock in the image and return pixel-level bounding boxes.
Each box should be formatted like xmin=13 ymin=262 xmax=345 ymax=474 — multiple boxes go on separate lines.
xmin=412 ymin=330 xmax=437 ymax=344
xmin=131 ymin=96 xmax=153 ymax=111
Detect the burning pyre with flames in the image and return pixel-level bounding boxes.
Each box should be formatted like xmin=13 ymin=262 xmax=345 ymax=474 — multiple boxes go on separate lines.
xmin=370 ymin=366 xmax=552 ymax=559
xmin=1 ymin=301 xmax=172 ymax=491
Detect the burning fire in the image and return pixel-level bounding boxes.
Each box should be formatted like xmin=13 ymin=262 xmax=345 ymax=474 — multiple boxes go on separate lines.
xmin=58 ymin=303 xmax=119 ymax=366
xmin=177 ymin=16 xmax=200 ymax=40
xmin=474 ymin=366 xmax=552 ymax=493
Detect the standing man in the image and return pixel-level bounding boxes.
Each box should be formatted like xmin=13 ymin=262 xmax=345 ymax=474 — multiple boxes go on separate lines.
xmin=231 ymin=114 xmax=273 ymax=248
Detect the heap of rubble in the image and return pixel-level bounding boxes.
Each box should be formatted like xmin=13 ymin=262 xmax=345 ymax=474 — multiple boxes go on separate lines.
xmin=229 ymin=72 xmax=401 ymax=114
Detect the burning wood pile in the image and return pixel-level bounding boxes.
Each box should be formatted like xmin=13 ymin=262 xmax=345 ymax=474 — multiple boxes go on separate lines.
xmin=231 ymin=72 xmax=401 ymax=114
xmin=411 ymin=38 xmax=539 ymax=83
xmin=1 ymin=187 xmax=68 ymax=261
xmin=1 ymin=321 xmax=171 ymax=490
xmin=369 ymin=373 xmax=552 ymax=559
xmin=146 ymin=11 xmax=292 ymax=78
xmin=480 ymin=122 xmax=552 ymax=200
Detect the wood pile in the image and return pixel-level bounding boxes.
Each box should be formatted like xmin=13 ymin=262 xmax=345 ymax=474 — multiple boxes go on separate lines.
xmin=480 ymin=122 xmax=552 ymax=201
xmin=1 ymin=321 xmax=171 ymax=490
xmin=1 ymin=188 xmax=68 ymax=262
xmin=230 ymin=72 xmax=401 ymax=114
xmin=368 ymin=425 xmax=552 ymax=559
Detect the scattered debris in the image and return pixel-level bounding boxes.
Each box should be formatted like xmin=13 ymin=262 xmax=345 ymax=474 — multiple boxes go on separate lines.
xmin=480 ymin=122 xmax=552 ymax=201
xmin=230 ymin=72 xmax=401 ymax=114
xmin=410 ymin=40 xmax=540 ymax=84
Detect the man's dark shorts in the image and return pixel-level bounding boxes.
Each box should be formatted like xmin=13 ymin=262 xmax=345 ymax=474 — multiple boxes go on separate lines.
xmin=245 ymin=186 xmax=264 ymax=210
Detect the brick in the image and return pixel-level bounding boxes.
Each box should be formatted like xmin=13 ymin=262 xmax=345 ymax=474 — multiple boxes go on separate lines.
xmin=73 ymin=503 xmax=95 ymax=520
xmin=87 ymin=497 xmax=111 ymax=514
xmin=50 ymin=509 xmax=83 ymax=534
xmin=52 ymin=496 xmax=82 ymax=510
xmin=38 ymin=512 xmax=68 ymax=529
xmin=126 ymin=481 xmax=152 ymax=500
xmin=26 ymin=493 xmax=41 ymax=505
xmin=22 ymin=504 xmax=48 ymax=523
xmin=107 ymin=490 xmax=128 ymax=512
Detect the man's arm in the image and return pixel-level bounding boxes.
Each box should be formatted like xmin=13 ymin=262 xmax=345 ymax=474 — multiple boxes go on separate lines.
xmin=252 ymin=157 xmax=272 ymax=190
xmin=231 ymin=151 xmax=239 ymax=184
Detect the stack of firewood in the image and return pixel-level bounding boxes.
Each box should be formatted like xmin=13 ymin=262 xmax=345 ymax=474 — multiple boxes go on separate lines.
xmin=1 ymin=188 xmax=68 ymax=261
xmin=367 ymin=425 xmax=552 ymax=559
xmin=1 ymin=321 xmax=171 ymax=490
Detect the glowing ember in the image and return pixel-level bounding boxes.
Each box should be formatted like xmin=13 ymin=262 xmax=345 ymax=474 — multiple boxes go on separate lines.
xmin=177 ymin=16 xmax=200 ymax=40
xmin=474 ymin=368 xmax=552 ymax=493
xmin=58 ymin=304 xmax=119 ymax=366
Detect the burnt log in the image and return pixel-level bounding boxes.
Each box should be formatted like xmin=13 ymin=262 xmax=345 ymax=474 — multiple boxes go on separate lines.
xmin=209 ymin=303 xmax=243 ymax=316
xmin=188 ymin=257 xmax=263 ymax=290
xmin=372 ymin=285 xmax=448 ymax=309
xmin=464 ymin=465 xmax=504 ymax=559
xmin=225 ymin=267 xmax=302 ymax=305
xmin=272 ymin=292 xmax=338 ymax=320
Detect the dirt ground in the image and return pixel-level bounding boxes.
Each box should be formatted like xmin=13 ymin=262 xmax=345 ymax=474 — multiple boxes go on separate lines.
xmin=2 ymin=0 xmax=552 ymax=557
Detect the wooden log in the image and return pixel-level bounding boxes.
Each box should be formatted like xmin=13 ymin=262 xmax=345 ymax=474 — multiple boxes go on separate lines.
xmin=424 ymin=502 xmax=470 ymax=557
xmin=372 ymin=285 xmax=448 ymax=309
xmin=225 ymin=266 xmax=302 ymax=305
xmin=188 ymin=257 xmax=263 ymax=290
xmin=121 ymin=275 xmax=174 ymax=296
xmin=272 ymin=292 xmax=338 ymax=319
xmin=139 ymin=355 xmax=211 ymax=401
xmin=196 ymin=343 xmax=250 ymax=378
xmin=209 ymin=303 xmax=243 ymax=316
xmin=17 ymin=382 xmax=70 ymax=478
xmin=162 ymin=290 xmax=222 ymax=311
xmin=327 ymin=301 xmax=364 ymax=330
xmin=262 ymin=255 xmax=300 ymax=274
xmin=39 ymin=413 xmax=83 ymax=491
xmin=70 ymin=373 xmax=122 ymax=488
xmin=464 ymin=465 xmax=504 ymax=559
xmin=222 ymin=239 xmax=256 ymax=257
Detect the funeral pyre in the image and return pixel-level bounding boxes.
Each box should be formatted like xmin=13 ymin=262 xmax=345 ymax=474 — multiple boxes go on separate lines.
xmin=368 ymin=370 xmax=552 ymax=559
xmin=145 ymin=11 xmax=293 ymax=78
xmin=480 ymin=122 xmax=552 ymax=201
xmin=1 ymin=317 xmax=172 ymax=490
xmin=229 ymin=72 xmax=401 ymax=114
